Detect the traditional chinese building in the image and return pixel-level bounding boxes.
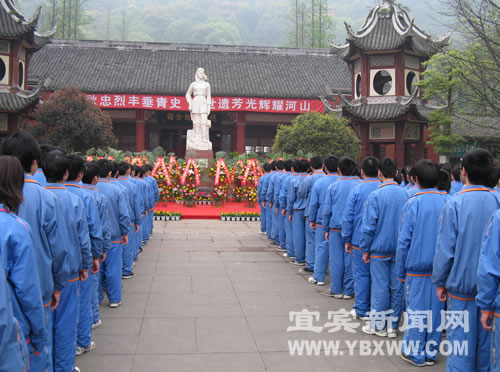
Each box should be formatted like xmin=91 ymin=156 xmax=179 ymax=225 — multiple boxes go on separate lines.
xmin=0 ymin=0 xmax=53 ymax=136
xmin=28 ymin=39 xmax=350 ymax=154
xmin=325 ymin=0 xmax=451 ymax=166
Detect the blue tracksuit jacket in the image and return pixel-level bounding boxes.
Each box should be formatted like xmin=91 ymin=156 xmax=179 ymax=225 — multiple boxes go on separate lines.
xmin=96 ymin=179 xmax=130 ymax=241
xmin=433 ymin=185 xmax=500 ymax=298
xmin=0 ymin=207 xmax=47 ymax=352
xmin=19 ymin=175 xmax=69 ymax=304
xmin=396 ymin=189 xmax=448 ymax=279
xmin=278 ymin=173 xmax=295 ymax=211
xmin=287 ymin=174 xmax=308 ymax=214
xmin=298 ymin=171 xmax=325 ymax=218
xmin=359 ymin=181 xmax=408 ymax=255
xmin=257 ymin=173 xmax=270 ymax=203
xmin=81 ymin=185 xmax=111 ymax=253
xmin=320 ymin=176 xmax=361 ymax=232
xmin=341 ymin=178 xmax=381 ymax=247
xmin=307 ymin=174 xmax=339 ymax=226
xmin=117 ymin=177 xmax=141 ymax=227
xmin=450 ymin=181 xmax=464 ymax=196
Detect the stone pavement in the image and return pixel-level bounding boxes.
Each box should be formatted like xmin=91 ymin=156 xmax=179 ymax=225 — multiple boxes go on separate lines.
xmin=77 ymin=220 xmax=446 ymax=372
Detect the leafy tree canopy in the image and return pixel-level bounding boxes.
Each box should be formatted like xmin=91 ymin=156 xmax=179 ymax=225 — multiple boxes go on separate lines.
xmin=23 ymin=86 xmax=118 ymax=152
xmin=272 ymin=112 xmax=360 ymax=159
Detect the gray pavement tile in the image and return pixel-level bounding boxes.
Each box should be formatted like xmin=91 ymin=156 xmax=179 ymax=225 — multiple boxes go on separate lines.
xmin=150 ymin=275 xmax=192 ymax=294
xmin=237 ymin=292 xmax=291 ymax=316
xmin=136 ymin=318 xmax=196 ymax=354
xmin=92 ymin=318 xmax=143 ymax=335
xmin=147 ymin=291 xmax=238 ymax=306
xmin=155 ymin=260 xmax=223 ymax=269
xmin=188 ymin=251 xmax=222 ymax=262
xmin=240 ymin=240 xmax=274 ymax=248
xmin=159 ymin=240 xmax=213 ymax=249
xmin=213 ymin=239 xmax=243 ymax=248
xmin=145 ymin=302 xmax=244 ymax=318
xmin=220 ymin=251 xmax=283 ymax=262
xmin=132 ymin=353 xmax=265 ymax=372
xmin=100 ymin=293 xmax=148 ymax=319
xmin=122 ymin=275 xmax=153 ymax=294
xmin=76 ymin=354 xmax=134 ymax=372
xmin=261 ymin=351 xmax=333 ymax=372
xmin=191 ymin=274 xmax=234 ymax=294
xmin=90 ymin=334 xmax=139 ymax=355
xmin=154 ymin=266 xmax=227 ymax=276
xmin=324 ymin=354 xmax=401 ymax=372
xmin=195 ymin=317 xmax=258 ymax=353
xmin=246 ymin=316 xmax=291 ymax=333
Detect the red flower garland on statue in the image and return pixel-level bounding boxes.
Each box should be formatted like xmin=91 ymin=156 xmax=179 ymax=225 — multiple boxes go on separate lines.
xmin=180 ymin=158 xmax=201 ymax=186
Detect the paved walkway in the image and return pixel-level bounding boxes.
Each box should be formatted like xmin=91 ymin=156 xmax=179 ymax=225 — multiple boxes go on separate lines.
xmin=77 ymin=220 xmax=445 ymax=372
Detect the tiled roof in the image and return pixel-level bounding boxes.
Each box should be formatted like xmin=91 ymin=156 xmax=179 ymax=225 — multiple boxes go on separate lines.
xmin=330 ymin=1 xmax=450 ymax=60
xmin=0 ymin=91 xmax=40 ymax=112
xmin=452 ymin=116 xmax=500 ymax=139
xmin=28 ymin=39 xmax=351 ymax=99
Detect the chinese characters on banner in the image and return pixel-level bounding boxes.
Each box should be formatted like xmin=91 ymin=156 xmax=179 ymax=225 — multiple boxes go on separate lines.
xmin=86 ymin=94 xmax=325 ymax=114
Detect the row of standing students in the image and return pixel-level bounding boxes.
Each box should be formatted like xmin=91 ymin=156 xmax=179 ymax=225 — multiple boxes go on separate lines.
xmin=0 ymin=132 xmax=159 ymax=372
xmin=257 ymin=149 xmax=500 ymax=371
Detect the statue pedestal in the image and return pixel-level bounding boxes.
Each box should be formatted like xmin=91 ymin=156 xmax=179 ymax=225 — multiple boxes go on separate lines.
xmin=185 ymin=149 xmax=213 ymax=168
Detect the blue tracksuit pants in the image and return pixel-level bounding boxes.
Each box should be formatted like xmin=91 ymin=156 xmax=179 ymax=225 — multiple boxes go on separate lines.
xmin=305 ymin=221 xmax=315 ymax=270
xmin=102 ymin=242 xmax=123 ymax=303
xmin=142 ymin=212 xmax=149 ymax=243
xmin=492 ymin=316 xmax=500 ymax=372
xmin=260 ymin=202 xmax=266 ymax=233
xmin=123 ymin=227 xmax=136 ymax=275
xmin=271 ymin=207 xmax=279 ymax=242
xmin=266 ymin=204 xmax=273 ymax=240
xmin=90 ymin=272 xmax=100 ymax=324
xmin=285 ymin=214 xmax=294 ymax=257
xmin=279 ymin=212 xmax=286 ymax=249
xmin=29 ymin=306 xmax=51 ymax=372
xmin=313 ymin=227 xmax=329 ymax=282
xmin=370 ymin=256 xmax=403 ymax=330
xmin=292 ymin=209 xmax=306 ymax=263
xmin=402 ymin=275 xmax=444 ymax=365
xmin=52 ymin=279 xmax=79 ymax=372
xmin=77 ymin=274 xmax=92 ymax=348
xmin=328 ymin=230 xmax=353 ymax=295
xmin=352 ymin=248 xmax=370 ymax=317
xmin=446 ymin=296 xmax=490 ymax=372
xmin=148 ymin=210 xmax=154 ymax=235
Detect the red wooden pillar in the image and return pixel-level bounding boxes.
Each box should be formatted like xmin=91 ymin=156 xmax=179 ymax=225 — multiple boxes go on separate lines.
xmin=394 ymin=121 xmax=406 ymax=167
xmin=235 ymin=112 xmax=246 ymax=154
xmin=135 ymin=109 xmax=146 ymax=152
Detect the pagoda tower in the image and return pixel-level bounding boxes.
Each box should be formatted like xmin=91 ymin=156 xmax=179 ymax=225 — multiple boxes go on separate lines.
xmin=0 ymin=0 xmax=54 ymax=137
xmin=325 ymin=0 xmax=450 ymax=166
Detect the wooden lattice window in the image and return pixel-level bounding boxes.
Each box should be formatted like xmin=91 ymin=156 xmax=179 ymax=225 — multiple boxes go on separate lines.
xmin=369 ymin=123 xmax=395 ymax=139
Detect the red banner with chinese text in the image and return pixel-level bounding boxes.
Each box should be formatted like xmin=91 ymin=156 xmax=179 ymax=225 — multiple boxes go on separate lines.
xmin=85 ymin=94 xmax=325 ymax=114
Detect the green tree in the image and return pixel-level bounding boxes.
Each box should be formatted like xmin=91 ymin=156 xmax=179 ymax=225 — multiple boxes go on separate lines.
xmin=23 ymin=86 xmax=117 ymax=152
xmin=419 ymin=52 xmax=465 ymax=157
xmin=272 ymin=112 xmax=360 ymax=158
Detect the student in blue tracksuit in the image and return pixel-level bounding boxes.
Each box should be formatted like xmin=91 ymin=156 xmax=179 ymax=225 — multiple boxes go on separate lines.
xmin=0 ymin=249 xmax=28 ymax=372
xmin=258 ymin=164 xmax=272 ymax=234
xmin=95 ymin=160 xmax=130 ymax=308
xmin=135 ymin=167 xmax=151 ymax=251
xmin=32 ymin=144 xmax=58 ymax=186
xmin=66 ymin=155 xmax=103 ymax=356
xmin=142 ymin=168 xmax=155 ymax=245
xmin=81 ymin=163 xmax=110 ymax=331
xmin=320 ymin=157 xmax=360 ymax=298
xmin=396 ymin=160 xmax=448 ymax=367
xmin=286 ymin=159 xmax=310 ymax=265
xmin=307 ymin=156 xmax=339 ymax=286
xmin=450 ymin=165 xmax=464 ymax=195
xmin=0 ymin=132 xmax=69 ymax=371
xmin=117 ymin=162 xmax=141 ymax=278
xmin=145 ymin=165 xmax=159 ymax=238
xmin=433 ymin=149 xmax=500 ymax=372
xmin=360 ymin=158 xmax=408 ymax=338
xmin=298 ymin=157 xmax=325 ymax=272
xmin=264 ymin=162 xmax=277 ymax=243
xmin=43 ymin=151 xmax=92 ymax=372
xmin=266 ymin=160 xmax=285 ymax=245
xmin=341 ymin=156 xmax=380 ymax=318
xmin=279 ymin=162 xmax=297 ymax=258
xmin=0 ymin=156 xmax=48 ymax=371
xmin=477 ymin=209 xmax=500 ymax=372
xmin=275 ymin=160 xmax=293 ymax=251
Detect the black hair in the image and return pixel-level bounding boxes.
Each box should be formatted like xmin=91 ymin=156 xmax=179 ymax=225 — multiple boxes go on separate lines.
xmin=263 ymin=163 xmax=272 ymax=172
xmin=67 ymin=154 xmax=84 ymax=181
xmin=394 ymin=168 xmax=403 ymax=185
xmin=297 ymin=159 xmax=310 ymax=173
xmin=96 ymin=159 xmax=112 ymax=178
xmin=407 ymin=167 xmax=415 ymax=184
xmin=270 ymin=161 xmax=277 ymax=171
xmin=361 ymin=156 xmax=379 ymax=178
xmin=275 ymin=160 xmax=285 ymax=170
xmin=437 ymin=168 xmax=451 ymax=193
xmin=111 ymin=162 xmax=119 ymax=178
xmin=82 ymin=163 xmax=100 ymax=184
xmin=292 ymin=160 xmax=299 ymax=172
xmin=451 ymin=165 xmax=461 ymax=182
xmin=284 ymin=160 xmax=293 ymax=172
xmin=0 ymin=156 xmax=24 ymax=213
xmin=0 ymin=132 xmax=41 ymax=173
xmin=461 ymin=148 xmax=494 ymax=186
xmin=378 ymin=158 xmax=398 ymax=179
xmin=338 ymin=157 xmax=357 ymax=176
xmin=42 ymin=150 xmax=69 ymax=183
xmin=413 ymin=159 xmax=440 ymax=189
xmin=488 ymin=166 xmax=500 ymax=188
xmin=40 ymin=144 xmax=60 ymax=170
xmin=309 ymin=156 xmax=323 ymax=170
xmin=118 ymin=161 xmax=131 ymax=176
xmin=324 ymin=155 xmax=339 ymax=173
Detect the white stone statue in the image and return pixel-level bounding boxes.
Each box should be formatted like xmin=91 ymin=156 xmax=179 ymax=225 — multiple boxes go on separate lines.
xmin=185 ymin=67 xmax=212 ymax=151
